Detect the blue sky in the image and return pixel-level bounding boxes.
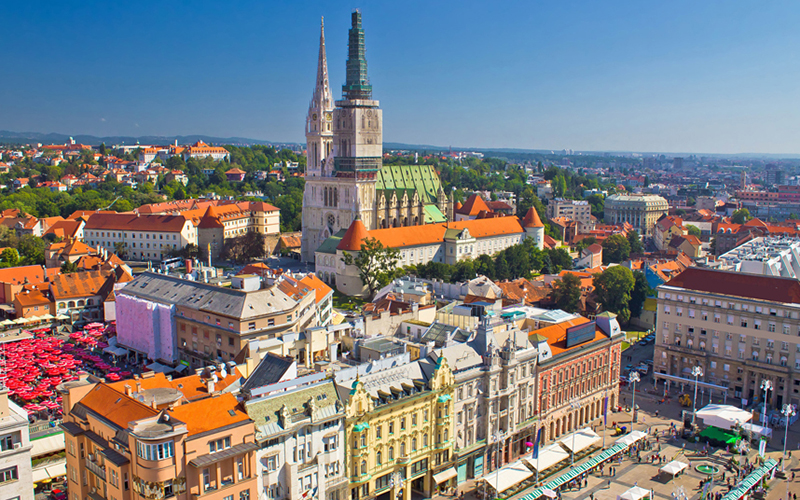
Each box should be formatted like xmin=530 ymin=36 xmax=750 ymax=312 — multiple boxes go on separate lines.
xmin=2 ymin=1 xmax=799 ymax=154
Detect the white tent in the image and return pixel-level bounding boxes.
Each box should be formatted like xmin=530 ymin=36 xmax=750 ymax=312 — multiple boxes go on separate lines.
xmin=659 ymin=460 xmax=688 ymax=478
xmin=558 ymin=427 xmax=601 ymax=454
xmin=617 ymin=486 xmax=652 ymax=500
xmin=482 ymin=460 xmax=534 ymax=493
xmin=615 ymin=430 xmax=648 ymax=448
xmin=742 ymin=423 xmax=772 ymax=439
xmin=696 ymin=404 xmax=752 ymax=430
xmin=524 ymin=443 xmax=570 ymax=471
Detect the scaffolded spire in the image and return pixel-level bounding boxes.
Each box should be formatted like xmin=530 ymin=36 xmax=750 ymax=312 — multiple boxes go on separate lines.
xmin=342 ymin=10 xmax=372 ymax=100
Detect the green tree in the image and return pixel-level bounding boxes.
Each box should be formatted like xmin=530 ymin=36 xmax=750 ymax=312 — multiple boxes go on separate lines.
xmin=17 ymin=235 xmax=46 ymax=265
xmin=60 ymin=261 xmax=79 ymax=274
xmin=602 ymin=234 xmax=630 ymax=264
xmin=686 ymin=225 xmax=702 ymax=238
xmin=629 ymin=270 xmax=650 ymax=319
xmin=342 ymin=237 xmax=400 ymax=299
xmin=731 ymin=208 xmax=752 ymax=224
xmin=593 ymin=266 xmax=636 ymax=323
xmin=553 ymin=273 xmax=582 ymax=313
xmin=0 ymin=248 xmax=20 ymax=267
xmin=627 ymin=231 xmax=644 ymax=255
xmin=547 ymin=248 xmax=573 ymax=273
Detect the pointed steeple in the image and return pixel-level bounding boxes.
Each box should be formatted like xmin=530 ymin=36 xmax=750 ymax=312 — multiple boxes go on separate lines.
xmin=342 ymin=10 xmax=373 ymax=100
xmin=311 ymin=17 xmax=332 ymax=110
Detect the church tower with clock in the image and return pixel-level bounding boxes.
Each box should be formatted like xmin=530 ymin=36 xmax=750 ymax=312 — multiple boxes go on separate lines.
xmin=302 ymin=11 xmax=452 ymax=265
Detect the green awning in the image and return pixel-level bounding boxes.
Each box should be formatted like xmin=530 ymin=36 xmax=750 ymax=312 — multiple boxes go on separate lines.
xmin=721 ymin=459 xmax=777 ymax=500
xmin=698 ymin=426 xmax=738 ymax=444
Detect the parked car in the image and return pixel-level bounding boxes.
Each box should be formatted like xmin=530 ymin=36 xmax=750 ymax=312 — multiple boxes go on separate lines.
xmin=644 ymin=359 xmax=654 ymax=366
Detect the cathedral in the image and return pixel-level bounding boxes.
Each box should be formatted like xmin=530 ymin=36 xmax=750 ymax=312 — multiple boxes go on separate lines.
xmin=301 ymin=12 xmax=452 ymax=262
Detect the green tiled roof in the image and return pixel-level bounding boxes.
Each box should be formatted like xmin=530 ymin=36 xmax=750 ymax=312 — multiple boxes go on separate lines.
xmin=376 ymin=165 xmax=442 ymax=205
xmin=423 ymin=205 xmax=447 ymax=223
xmin=316 ymin=229 xmax=347 ymax=255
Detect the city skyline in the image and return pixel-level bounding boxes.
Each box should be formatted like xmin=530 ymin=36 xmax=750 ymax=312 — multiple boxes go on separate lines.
xmin=2 ymin=1 xmax=800 ymax=154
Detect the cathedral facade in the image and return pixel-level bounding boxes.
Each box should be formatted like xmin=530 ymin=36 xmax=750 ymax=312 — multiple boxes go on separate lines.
xmin=301 ymin=12 xmax=451 ymax=262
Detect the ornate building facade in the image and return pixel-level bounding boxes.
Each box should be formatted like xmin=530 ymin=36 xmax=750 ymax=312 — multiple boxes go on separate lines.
xmin=301 ymin=12 xmax=451 ymax=262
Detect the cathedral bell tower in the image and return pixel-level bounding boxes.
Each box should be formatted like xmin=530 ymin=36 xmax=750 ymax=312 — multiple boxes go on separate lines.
xmin=306 ymin=17 xmax=334 ymax=178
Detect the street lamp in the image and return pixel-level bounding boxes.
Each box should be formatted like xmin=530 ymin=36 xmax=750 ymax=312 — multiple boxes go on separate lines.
xmin=690 ymin=366 xmax=703 ymax=426
xmin=760 ymin=379 xmax=772 ymax=427
xmin=629 ymin=371 xmax=640 ymax=424
xmin=569 ymin=399 xmax=582 ymax=465
xmin=781 ymin=404 xmax=796 ymax=472
xmin=492 ymin=430 xmax=505 ymax=498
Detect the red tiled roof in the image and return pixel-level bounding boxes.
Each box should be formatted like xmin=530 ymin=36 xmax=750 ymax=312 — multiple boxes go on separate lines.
xmin=167 ymin=393 xmax=249 ymax=436
xmin=457 ymin=194 xmax=491 ymax=216
xmin=664 ymin=267 xmax=800 ymax=303
xmin=85 ymin=213 xmax=189 ymax=232
xmin=337 ymin=217 xmax=370 ymax=251
xmin=522 ymin=207 xmax=544 ymax=228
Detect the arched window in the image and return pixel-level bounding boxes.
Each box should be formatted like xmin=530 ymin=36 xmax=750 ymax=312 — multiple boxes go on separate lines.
xmin=412 ymin=438 xmax=417 ymax=451
xmin=360 ymin=461 xmax=366 ymax=475
xmin=360 ymin=434 xmax=366 ymax=447
xmin=423 ymin=434 xmax=428 ymax=447
xmin=376 ymin=451 xmax=382 ymax=465
xmin=444 ymin=428 xmax=449 ymax=441
xmin=388 ymin=446 xmax=394 ymax=460
xmin=400 ymin=442 xmax=405 ymax=456
xmin=68 ymin=301 xmax=75 ymax=308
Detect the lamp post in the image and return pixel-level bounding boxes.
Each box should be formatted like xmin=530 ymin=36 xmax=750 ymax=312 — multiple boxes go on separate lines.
xmin=781 ymin=404 xmax=796 ymax=472
xmin=493 ymin=430 xmax=505 ymax=499
xmin=760 ymin=379 xmax=772 ymax=427
xmin=629 ymin=371 xmax=640 ymax=424
xmin=569 ymin=399 xmax=582 ymax=465
xmin=691 ymin=366 xmax=703 ymax=426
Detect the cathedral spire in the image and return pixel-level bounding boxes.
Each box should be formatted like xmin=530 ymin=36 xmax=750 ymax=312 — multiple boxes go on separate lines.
xmin=312 ymin=16 xmax=332 ymax=109
xmin=342 ymin=10 xmax=372 ymax=100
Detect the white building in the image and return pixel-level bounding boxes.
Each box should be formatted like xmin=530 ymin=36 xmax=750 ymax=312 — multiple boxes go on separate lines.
xmin=718 ymin=236 xmax=800 ymax=278
xmin=83 ymin=213 xmax=197 ymax=261
xmin=244 ymin=379 xmax=347 ymax=500
xmin=0 ymin=390 xmax=34 ymax=500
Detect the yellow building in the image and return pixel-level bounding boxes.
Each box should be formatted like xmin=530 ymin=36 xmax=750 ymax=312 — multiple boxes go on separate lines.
xmin=339 ymin=357 xmax=456 ymax=500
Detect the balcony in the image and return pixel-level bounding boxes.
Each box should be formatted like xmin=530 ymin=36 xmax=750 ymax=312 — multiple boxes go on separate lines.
xmin=85 ymin=457 xmax=106 ymax=481
xmin=744 ymin=358 xmax=790 ymax=374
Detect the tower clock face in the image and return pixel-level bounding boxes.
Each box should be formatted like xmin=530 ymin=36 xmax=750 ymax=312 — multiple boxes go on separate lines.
xmin=325 ymin=112 xmax=332 ymax=121
xmin=312 ymin=113 xmax=318 ymax=120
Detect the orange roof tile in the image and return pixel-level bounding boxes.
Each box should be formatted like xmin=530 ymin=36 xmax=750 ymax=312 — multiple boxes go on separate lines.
xmin=79 ymin=384 xmax=158 ymax=429
xmin=337 ymin=217 xmax=370 ymax=251
xmin=299 ymin=273 xmax=334 ymax=304
xmin=168 ymin=393 xmax=249 ymax=436
xmin=522 ymin=207 xmax=545 ymax=228
xmin=530 ymin=317 xmax=607 ymax=356
xmin=0 ymin=265 xmax=46 ymax=285
xmin=457 ymin=194 xmax=491 ymax=216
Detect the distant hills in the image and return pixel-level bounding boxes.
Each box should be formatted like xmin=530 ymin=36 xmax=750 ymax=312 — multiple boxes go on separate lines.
xmin=0 ymin=130 xmax=300 ymax=148
xmin=1 ymin=130 xmax=798 ymax=160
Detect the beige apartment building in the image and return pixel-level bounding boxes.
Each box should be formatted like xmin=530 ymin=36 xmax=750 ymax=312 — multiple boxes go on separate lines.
xmin=59 ymin=369 xmax=258 ymax=500
xmin=655 ymin=268 xmax=800 ymax=409
xmin=84 ymin=213 xmax=198 ymax=262
xmin=546 ymin=198 xmax=592 ymax=232
xmin=604 ymin=194 xmax=668 ymax=236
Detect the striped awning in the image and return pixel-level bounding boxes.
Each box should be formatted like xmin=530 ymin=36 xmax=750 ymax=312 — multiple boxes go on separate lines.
xmin=518 ymin=443 xmax=627 ymax=500
xmin=721 ymin=459 xmax=777 ymax=500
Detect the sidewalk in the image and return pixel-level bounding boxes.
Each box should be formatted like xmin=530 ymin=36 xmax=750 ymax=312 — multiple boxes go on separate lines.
xmin=450 ymin=401 xmax=799 ymax=500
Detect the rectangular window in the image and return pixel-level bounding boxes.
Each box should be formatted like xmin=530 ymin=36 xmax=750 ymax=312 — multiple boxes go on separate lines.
xmin=0 ymin=466 xmax=18 ymax=483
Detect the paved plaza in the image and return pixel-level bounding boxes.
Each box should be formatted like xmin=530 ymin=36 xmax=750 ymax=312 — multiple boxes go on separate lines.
xmin=451 ymin=339 xmax=800 ymax=500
